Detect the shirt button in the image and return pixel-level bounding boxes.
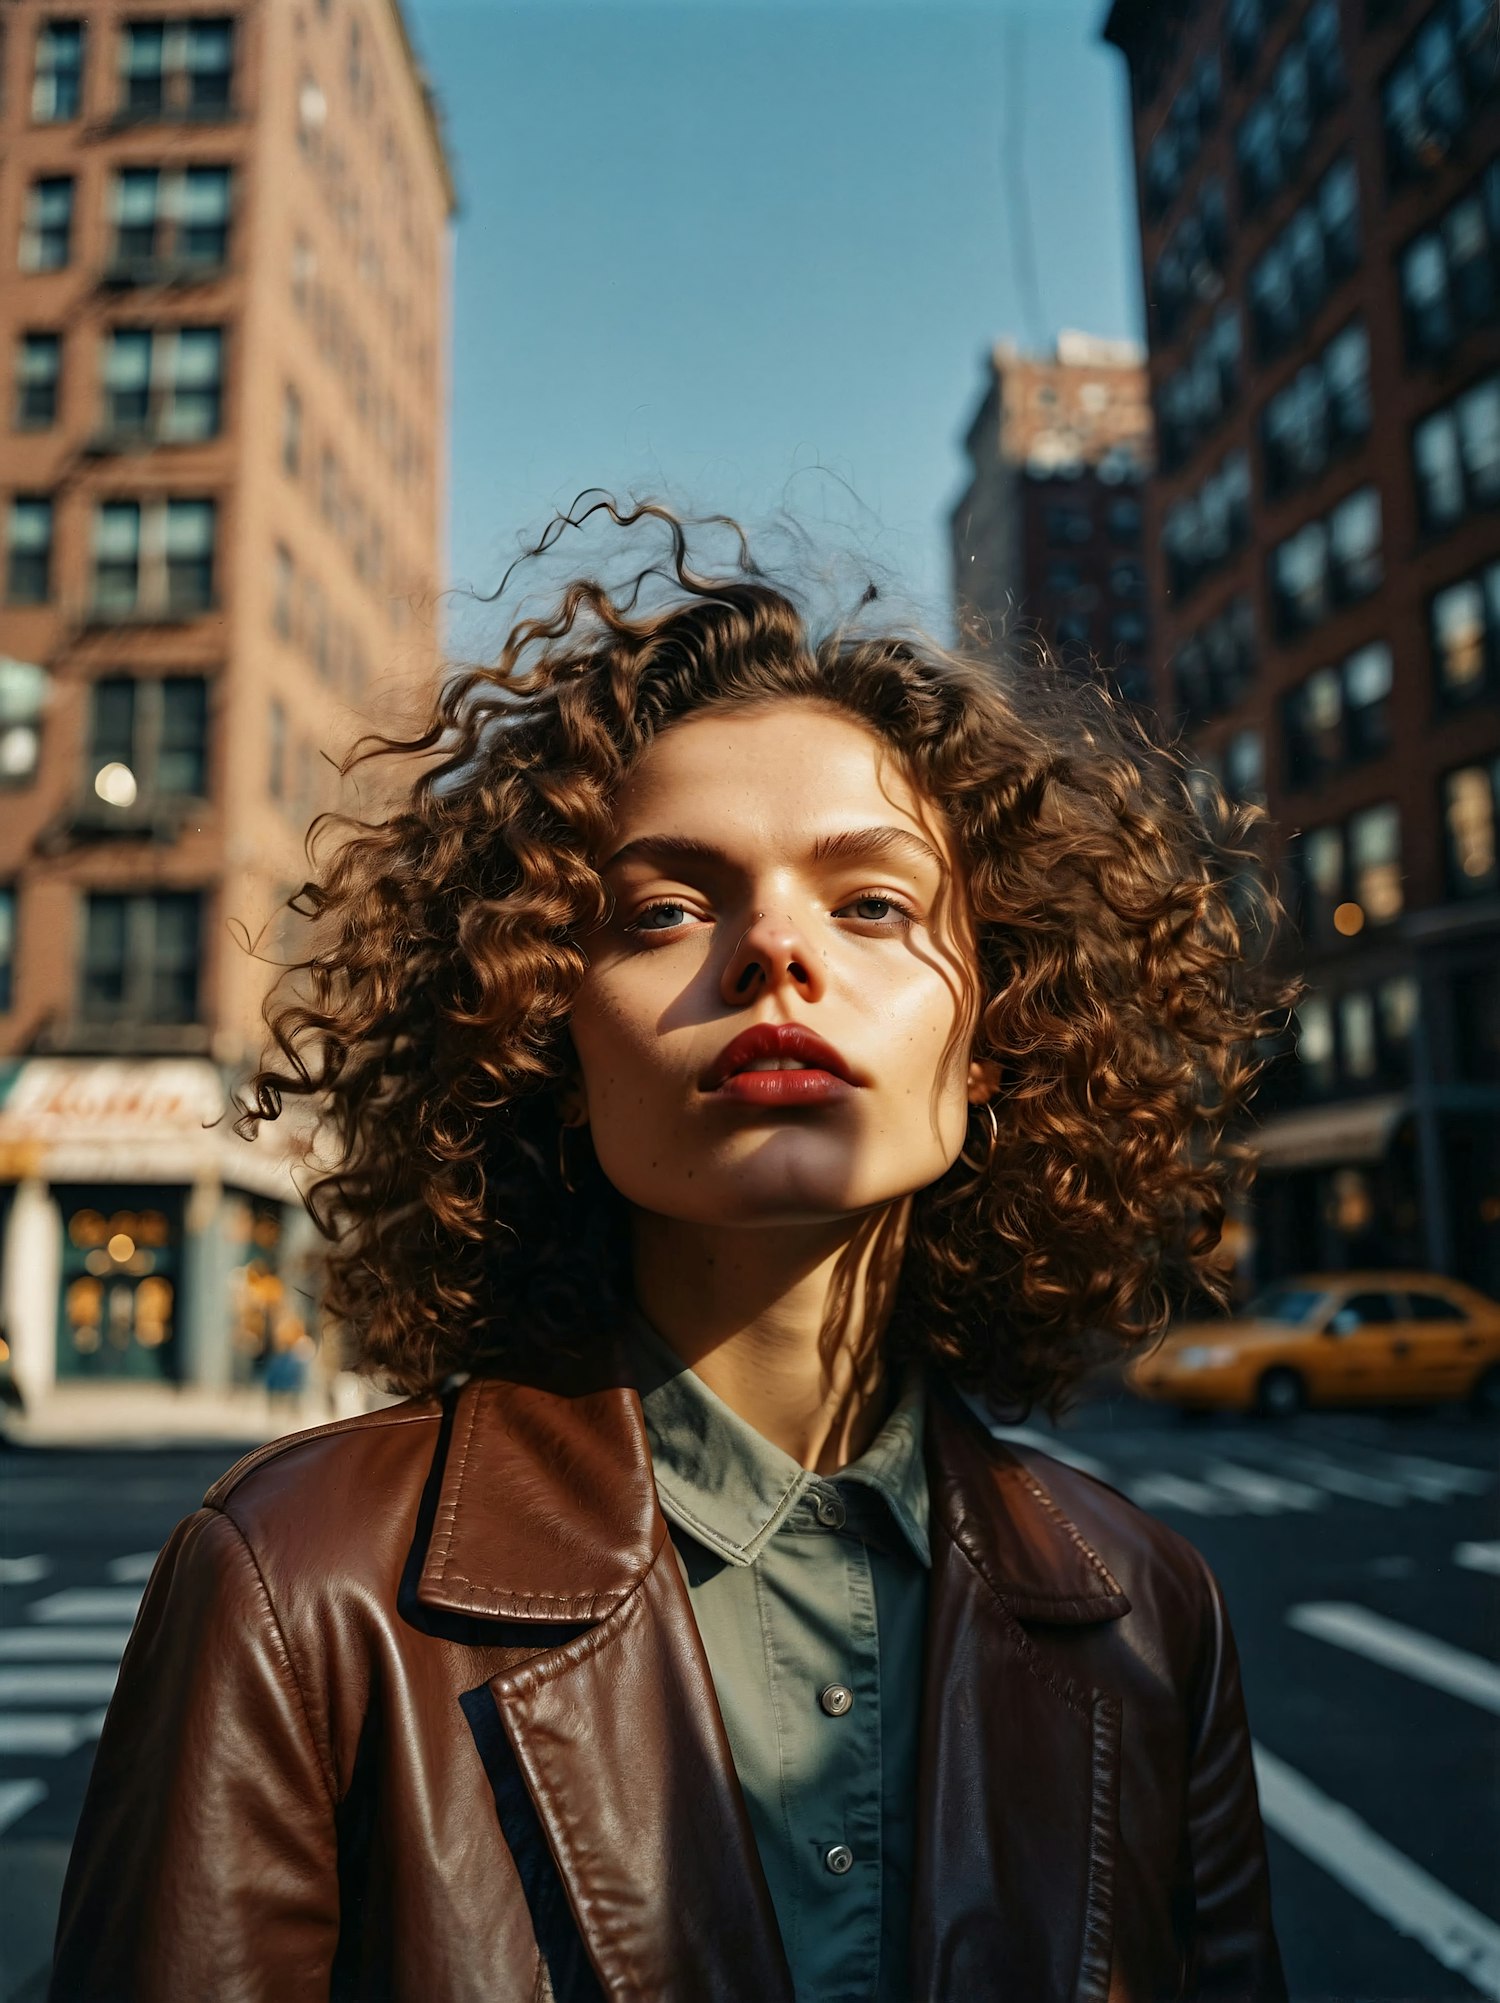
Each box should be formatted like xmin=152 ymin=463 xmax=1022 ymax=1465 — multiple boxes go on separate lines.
xmin=824 ymin=1844 xmax=855 ymax=1876
xmin=820 ymin=1683 xmax=854 ymax=1717
xmin=813 ymin=1490 xmax=846 ymax=1529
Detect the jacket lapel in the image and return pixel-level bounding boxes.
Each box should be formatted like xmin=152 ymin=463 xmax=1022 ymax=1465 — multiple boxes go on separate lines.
xmin=913 ymin=1389 xmax=1130 ymax=2003
xmin=413 ymin=1374 xmax=794 ymax=2003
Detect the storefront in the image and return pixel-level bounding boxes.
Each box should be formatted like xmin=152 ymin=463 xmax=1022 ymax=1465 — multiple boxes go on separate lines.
xmin=0 ymin=1058 xmax=317 ymax=1410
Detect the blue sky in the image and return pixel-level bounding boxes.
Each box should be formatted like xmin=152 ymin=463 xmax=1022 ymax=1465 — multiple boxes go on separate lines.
xmin=402 ymin=0 xmax=1143 ymax=651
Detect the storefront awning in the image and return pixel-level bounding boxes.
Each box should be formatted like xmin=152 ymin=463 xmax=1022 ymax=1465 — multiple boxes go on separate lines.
xmin=1246 ymin=1093 xmax=1411 ymax=1173
xmin=0 ymin=1058 xmax=307 ymax=1200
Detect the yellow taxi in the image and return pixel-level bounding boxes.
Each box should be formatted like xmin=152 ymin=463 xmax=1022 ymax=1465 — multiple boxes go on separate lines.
xmin=1128 ymin=1273 xmax=1500 ymax=1418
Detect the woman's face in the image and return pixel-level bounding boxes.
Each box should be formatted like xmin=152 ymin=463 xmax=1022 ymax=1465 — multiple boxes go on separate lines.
xmin=567 ymin=701 xmax=992 ymax=1228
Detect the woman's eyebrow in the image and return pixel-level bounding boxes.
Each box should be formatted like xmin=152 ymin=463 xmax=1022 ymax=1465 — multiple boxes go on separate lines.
xmin=599 ymin=826 xmax=946 ymax=874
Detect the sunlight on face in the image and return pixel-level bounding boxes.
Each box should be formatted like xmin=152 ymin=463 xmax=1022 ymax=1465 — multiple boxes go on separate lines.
xmin=567 ymin=702 xmax=987 ymax=1227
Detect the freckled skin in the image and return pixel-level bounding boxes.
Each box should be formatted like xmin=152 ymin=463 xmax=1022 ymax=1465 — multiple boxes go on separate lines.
xmin=567 ymin=706 xmax=994 ymax=1231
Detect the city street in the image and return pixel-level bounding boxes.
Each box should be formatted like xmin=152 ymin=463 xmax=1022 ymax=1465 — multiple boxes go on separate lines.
xmin=1 ymin=1401 xmax=1496 ymax=2003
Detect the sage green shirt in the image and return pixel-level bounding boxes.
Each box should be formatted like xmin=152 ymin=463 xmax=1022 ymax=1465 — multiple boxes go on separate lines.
xmin=627 ymin=1314 xmax=930 ymax=2003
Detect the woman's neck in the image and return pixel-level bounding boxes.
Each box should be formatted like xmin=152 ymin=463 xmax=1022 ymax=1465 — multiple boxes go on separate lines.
xmin=629 ymin=1202 xmax=909 ymax=1475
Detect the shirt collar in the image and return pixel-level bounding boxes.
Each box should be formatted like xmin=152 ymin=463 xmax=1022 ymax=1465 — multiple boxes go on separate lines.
xmin=626 ymin=1309 xmax=930 ymax=1570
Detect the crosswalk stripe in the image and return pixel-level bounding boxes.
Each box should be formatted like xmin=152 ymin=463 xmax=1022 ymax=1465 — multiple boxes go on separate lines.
xmin=0 ymin=1715 xmax=91 ymax=1756
xmin=1287 ymin=1603 xmax=1500 ymax=1716
xmin=0 ymin=1629 xmax=134 ymax=1661
xmin=1202 ymin=1460 xmax=1325 ymax=1512
xmin=1245 ymin=1441 xmax=1409 ymax=1506
xmin=987 ymin=1427 xmax=1111 ymax=1480
xmin=25 ymin=1588 xmax=143 ymax=1625
xmin=1126 ymin=1472 xmax=1235 ymax=1515
xmin=0 ymin=1556 xmax=52 ymax=1586
xmin=0 ymin=1779 xmax=47 ymax=1834
xmin=1455 ymin=1541 xmax=1500 ymax=1577
xmin=1254 ymin=1745 xmax=1500 ymax=2000
xmin=0 ymin=1666 xmax=120 ymax=1704
xmin=1360 ymin=1451 xmax=1492 ymax=1501
xmin=106 ymin=1552 xmax=159 ymax=1584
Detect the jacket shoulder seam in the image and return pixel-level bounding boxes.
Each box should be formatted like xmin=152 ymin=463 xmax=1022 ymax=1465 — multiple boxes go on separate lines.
xmin=207 ymin=1504 xmax=339 ymax=1806
xmin=204 ymin=1402 xmax=440 ymax=1506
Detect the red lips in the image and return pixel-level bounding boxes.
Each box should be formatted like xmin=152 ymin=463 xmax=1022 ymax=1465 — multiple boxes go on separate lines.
xmin=701 ymin=1022 xmax=859 ymax=1096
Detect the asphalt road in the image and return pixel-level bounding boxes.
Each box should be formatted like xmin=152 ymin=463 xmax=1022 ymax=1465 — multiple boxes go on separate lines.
xmin=1 ymin=1400 xmax=1496 ymax=2003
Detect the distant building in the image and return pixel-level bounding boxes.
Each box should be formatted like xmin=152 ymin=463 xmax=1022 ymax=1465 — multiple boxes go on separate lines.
xmin=950 ymin=331 xmax=1155 ymax=696
xmin=1104 ymin=0 xmax=1500 ymax=1292
xmin=0 ymin=0 xmax=455 ymax=1410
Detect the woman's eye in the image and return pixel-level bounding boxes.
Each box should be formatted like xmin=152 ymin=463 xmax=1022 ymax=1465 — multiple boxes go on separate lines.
xmin=626 ymin=900 xmax=694 ymax=935
xmin=841 ymin=894 xmax=916 ymax=927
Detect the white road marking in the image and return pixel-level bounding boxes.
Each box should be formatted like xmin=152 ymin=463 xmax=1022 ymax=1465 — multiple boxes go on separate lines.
xmin=1246 ymin=1441 xmax=1409 ymax=1506
xmin=0 ymin=1628 xmax=133 ymax=1661
xmin=1455 ymin=1541 xmax=1500 ymax=1577
xmin=0 ymin=1666 xmax=119 ymax=1704
xmin=0 ymin=1556 xmax=52 ymax=1586
xmin=988 ymin=1426 xmax=1110 ymax=1480
xmin=0 ymin=1778 xmax=47 ymax=1834
xmin=25 ymin=1588 xmax=142 ymax=1625
xmin=1362 ymin=1451 xmax=1493 ymax=1502
xmin=1253 ymin=1745 xmax=1500 ymax=2001
xmin=1126 ymin=1472 xmax=1234 ymax=1515
xmin=0 ymin=1715 xmax=89 ymax=1756
xmin=106 ymin=1552 xmax=158 ymax=1584
xmin=1202 ymin=1460 xmax=1325 ymax=1513
xmin=1287 ymin=1603 xmax=1500 ymax=1716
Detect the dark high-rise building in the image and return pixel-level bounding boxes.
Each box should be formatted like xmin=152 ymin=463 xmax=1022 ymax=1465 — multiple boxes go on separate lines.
xmin=1104 ymin=0 xmax=1500 ymax=1294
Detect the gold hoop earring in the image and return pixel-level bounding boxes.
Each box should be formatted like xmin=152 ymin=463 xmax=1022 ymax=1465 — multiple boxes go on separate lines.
xmin=959 ymin=1098 xmax=1000 ymax=1174
xmin=557 ymin=1121 xmax=587 ymax=1194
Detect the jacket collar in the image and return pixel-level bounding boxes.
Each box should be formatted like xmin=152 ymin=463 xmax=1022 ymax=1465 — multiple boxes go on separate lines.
xmin=414 ymin=1360 xmax=1127 ymax=1628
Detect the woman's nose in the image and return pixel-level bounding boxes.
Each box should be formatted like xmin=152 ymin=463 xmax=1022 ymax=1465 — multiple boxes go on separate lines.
xmin=721 ymin=908 xmax=825 ymax=1005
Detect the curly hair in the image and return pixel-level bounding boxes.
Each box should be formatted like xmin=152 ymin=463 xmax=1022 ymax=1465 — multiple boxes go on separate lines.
xmin=241 ymin=499 xmax=1293 ymax=1413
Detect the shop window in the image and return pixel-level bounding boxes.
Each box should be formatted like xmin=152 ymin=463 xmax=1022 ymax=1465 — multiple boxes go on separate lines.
xmin=5 ymin=495 xmax=53 ymax=604
xmin=14 ymin=331 xmax=61 ymax=428
xmin=32 ymin=19 xmax=84 ymax=121
xmin=0 ymin=657 xmax=48 ymax=787
xmin=81 ymin=890 xmax=201 ymax=1023
xmin=102 ymin=326 xmax=223 ymax=441
xmin=1430 ymin=565 xmax=1499 ymax=704
xmin=1412 ymin=373 xmax=1500 ymax=534
xmin=119 ymin=18 xmax=234 ymax=118
xmin=87 ymin=673 xmax=209 ymax=804
xmin=1443 ymin=757 xmax=1500 ymax=897
xmin=0 ymin=885 xmax=13 ymax=1011
xmin=19 ymin=176 xmax=74 ymax=272
xmin=59 ymin=1195 xmax=182 ymax=1381
xmin=109 ymin=165 xmax=232 ymax=272
xmin=1383 ymin=0 xmax=1500 ymax=187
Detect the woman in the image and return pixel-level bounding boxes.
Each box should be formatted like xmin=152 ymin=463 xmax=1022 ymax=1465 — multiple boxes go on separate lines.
xmin=53 ymin=504 xmax=1289 ymax=2003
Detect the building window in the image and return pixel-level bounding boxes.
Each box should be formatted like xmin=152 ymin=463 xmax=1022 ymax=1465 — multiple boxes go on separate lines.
xmin=109 ymin=165 xmax=232 ymax=271
xmin=1157 ymin=304 xmax=1242 ymax=473
xmin=91 ymin=497 xmax=216 ymax=618
xmin=14 ymin=332 xmax=61 ymax=428
xmin=88 ymin=674 xmax=209 ymax=802
xmin=1143 ymin=50 xmax=1222 ymax=221
xmin=1172 ymin=595 xmax=1257 ymax=722
xmin=1412 ymin=373 xmax=1500 ymax=534
xmin=1283 ymin=641 xmax=1394 ymax=788
xmin=1044 ymin=504 xmax=1092 ymax=547
xmin=269 ymin=697 xmax=286 ymax=801
xmin=1162 ymin=448 xmax=1251 ymax=603
xmin=19 ymin=177 xmax=74 ymax=272
xmin=33 ymin=19 xmax=84 ymax=121
xmin=1400 ymin=161 xmax=1500 ymax=361
xmin=1297 ymin=977 xmax=1418 ymax=1097
xmin=5 ymin=496 xmax=53 ymax=604
xmin=1225 ymin=727 xmax=1265 ymax=804
xmin=1272 ymin=485 xmax=1383 ymax=637
xmin=81 ymin=890 xmax=201 ymax=1024
xmin=1444 ymin=758 xmax=1500 ymax=898
xmin=102 ymin=326 xmax=223 ymax=441
xmin=1261 ymin=319 xmax=1371 ymax=498
xmin=1431 ymin=561 xmax=1500 ymax=705
xmin=1235 ymin=2 xmax=1344 ymax=219
xmin=1294 ymin=803 xmax=1404 ymax=947
xmin=273 ymin=544 xmax=294 ymax=638
xmin=119 ymin=18 xmax=234 ymax=118
xmin=282 ymin=384 xmax=302 ymax=476
xmin=1295 ymin=994 xmax=1337 ymax=1093
xmin=1149 ymin=177 xmax=1229 ymax=345
xmin=1383 ymin=0 xmax=1500 ymax=187
xmin=0 ymin=885 xmax=14 ymax=1012
xmin=1107 ymin=496 xmax=1142 ymax=544
xmin=1248 ymin=156 xmax=1361 ymax=362
xmin=0 ymin=657 xmax=48 ymax=787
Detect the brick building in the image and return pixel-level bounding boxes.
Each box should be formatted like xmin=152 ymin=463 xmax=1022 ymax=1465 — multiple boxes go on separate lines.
xmin=950 ymin=330 xmax=1155 ymax=695
xmin=0 ymin=0 xmax=455 ymax=1411
xmin=1103 ymin=0 xmax=1500 ymax=1295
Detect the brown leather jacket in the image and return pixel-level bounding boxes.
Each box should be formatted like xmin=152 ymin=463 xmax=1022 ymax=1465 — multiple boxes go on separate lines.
xmin=51 ymin=1366 xmax=1286 ymax=2003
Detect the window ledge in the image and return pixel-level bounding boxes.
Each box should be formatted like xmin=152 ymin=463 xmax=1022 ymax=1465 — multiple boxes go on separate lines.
xmin=33 ymin=1018 xmax=212 ymax=1057
xmin=80 ymin=599 xmax=219 ymax=629
xmin=102 ymin=104 xmax=240 ymax=134
xmin=98 ymin=258 xmax=229 ymax=290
